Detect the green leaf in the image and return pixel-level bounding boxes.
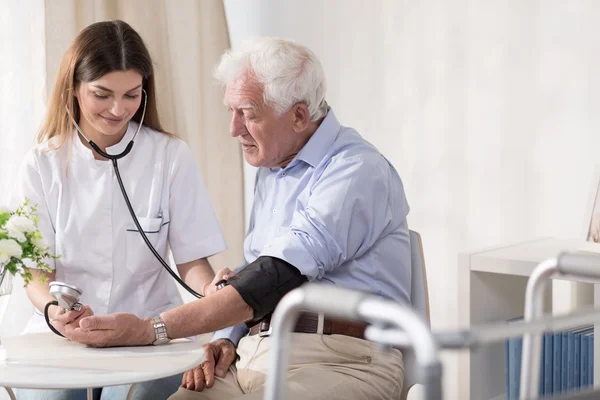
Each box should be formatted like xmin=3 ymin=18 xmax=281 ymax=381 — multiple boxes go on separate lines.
xmin=0 ymin=213 xmax=9 ymax=226
xmin=20 ymin=240 xmax=33 ymax=255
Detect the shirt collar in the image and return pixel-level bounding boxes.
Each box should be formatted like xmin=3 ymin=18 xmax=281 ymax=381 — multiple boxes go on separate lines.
xmin=292 ymin=109 xmax=340 ymax=169
xmin=73 ymin=121 xmax=139 ymax=160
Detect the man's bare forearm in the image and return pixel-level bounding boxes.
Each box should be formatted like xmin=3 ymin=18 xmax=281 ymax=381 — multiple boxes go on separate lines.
xmin=160 ymin=285 xmax=254 ymax=339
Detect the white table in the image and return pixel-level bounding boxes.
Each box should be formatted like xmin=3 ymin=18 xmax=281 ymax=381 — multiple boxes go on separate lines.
xmin=457 ymin=237 xmax=600 ymax=400
xmin=0 ymin=332 xmax=206 ymax=399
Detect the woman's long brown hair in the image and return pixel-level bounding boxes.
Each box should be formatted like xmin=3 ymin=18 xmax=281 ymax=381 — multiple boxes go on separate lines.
xmin=38 ymin=20 xmax=173 ymax=149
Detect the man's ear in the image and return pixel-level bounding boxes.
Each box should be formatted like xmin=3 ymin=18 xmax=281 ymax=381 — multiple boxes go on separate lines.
xmin=291 ymin=103 xmax=310 ymax=133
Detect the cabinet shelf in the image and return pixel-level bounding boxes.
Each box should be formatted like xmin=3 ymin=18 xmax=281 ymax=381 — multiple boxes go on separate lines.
xmin=457 ymin=237 xmax=598 ymax=399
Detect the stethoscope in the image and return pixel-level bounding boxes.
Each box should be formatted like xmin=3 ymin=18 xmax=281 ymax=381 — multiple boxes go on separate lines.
xmin=45 ymin=89 xmax=226 ymax=338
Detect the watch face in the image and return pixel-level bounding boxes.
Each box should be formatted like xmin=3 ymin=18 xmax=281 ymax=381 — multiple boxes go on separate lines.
xmin=151 ymin=315 xmax=169 ymax=345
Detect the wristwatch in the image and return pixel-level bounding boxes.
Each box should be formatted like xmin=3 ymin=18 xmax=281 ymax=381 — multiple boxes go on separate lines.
xmin=150 ymin=315 xmax=171 ymax=345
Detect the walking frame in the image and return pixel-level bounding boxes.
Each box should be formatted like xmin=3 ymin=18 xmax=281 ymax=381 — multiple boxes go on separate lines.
xmin=264 ymin=252 xmax=600 ymax=400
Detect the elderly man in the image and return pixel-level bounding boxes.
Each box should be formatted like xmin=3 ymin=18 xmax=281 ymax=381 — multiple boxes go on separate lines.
xmin=55 ymin=38 xmax=411 ymax=400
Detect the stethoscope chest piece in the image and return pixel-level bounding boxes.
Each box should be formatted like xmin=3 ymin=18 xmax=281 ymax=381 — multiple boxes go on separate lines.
xmin=49 ymin=281 xmax=83 ymax=311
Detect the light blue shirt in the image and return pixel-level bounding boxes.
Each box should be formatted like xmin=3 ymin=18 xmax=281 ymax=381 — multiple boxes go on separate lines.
xmin=213 ymin=110 xmax=411 ymax=345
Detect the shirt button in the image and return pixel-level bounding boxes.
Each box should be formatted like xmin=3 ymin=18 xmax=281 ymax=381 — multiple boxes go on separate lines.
xmin=273 ymin=209 xmax=277 ymax=214
xmin=282 ymin=171 xmax=287 ymax=177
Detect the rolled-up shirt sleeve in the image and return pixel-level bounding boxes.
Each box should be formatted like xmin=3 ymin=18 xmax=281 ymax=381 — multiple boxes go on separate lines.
xmin=261 ymin=154 xmax=394 ymax=280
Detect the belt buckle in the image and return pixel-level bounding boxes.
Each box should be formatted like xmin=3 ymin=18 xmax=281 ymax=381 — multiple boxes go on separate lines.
xmin=258 ymin=320 xmax=272 ymax=337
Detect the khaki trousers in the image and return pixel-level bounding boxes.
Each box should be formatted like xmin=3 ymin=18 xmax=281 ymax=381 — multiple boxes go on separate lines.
xmin=169 ymin=332 xmax=404 ymax=400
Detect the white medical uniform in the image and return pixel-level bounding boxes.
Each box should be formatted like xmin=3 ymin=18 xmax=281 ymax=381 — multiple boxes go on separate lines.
xmin=15 ymin=122 xmax=227 ymax=333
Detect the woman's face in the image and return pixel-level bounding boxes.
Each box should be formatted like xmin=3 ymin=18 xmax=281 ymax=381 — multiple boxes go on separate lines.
xmin=75 ymin=70 xmax=144 ymax=138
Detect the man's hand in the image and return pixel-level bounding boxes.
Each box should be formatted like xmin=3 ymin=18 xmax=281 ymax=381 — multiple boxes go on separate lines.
xmin=204 ymin=267 xmax=236 ymax=296
xmin=52 ymin=313 xmax=155 ymax=347
xmin=181 ymin=339 xmax=237 ymax=391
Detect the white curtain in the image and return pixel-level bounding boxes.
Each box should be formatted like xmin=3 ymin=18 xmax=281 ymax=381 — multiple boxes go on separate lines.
xmin=0 ymin=0 xmax=47 ymax=339
xmin=0 ymin=0 xmax=47 ymax=206
xmin=224 ymin=1 xmax=600 ymax=398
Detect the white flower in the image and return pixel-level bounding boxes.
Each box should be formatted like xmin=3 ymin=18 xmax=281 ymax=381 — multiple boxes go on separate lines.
xmin=6 ymin=215 xmax=36 ymax=233
xmin=6 ymin=228 xmax=25 ymax=243
xmin=0 ymin=239 xmax=23 ymax=265
xmin=32 ymin=235 xmax=47 ymax=249
xmin=5 ymin=215 xmax=35 ymax=242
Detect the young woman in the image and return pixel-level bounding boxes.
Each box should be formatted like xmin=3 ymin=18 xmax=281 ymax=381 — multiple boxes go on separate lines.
xmin=14 ymin=20 xmax=225 ymax=400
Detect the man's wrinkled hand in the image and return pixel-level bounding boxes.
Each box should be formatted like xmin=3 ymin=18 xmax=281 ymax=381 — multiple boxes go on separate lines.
xmin=181 ymin=339 xmax=237 ymax=391
xmin=52 ymin=312 xmax=155 ymax=347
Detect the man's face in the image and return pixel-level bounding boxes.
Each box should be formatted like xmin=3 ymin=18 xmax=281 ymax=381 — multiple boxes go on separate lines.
xmin=224 ymin=74 xmax=299 ymax=168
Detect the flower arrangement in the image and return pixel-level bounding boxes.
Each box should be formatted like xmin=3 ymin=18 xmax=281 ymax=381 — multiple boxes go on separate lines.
xmin=0 ymin=199 xmax=55 ymax=285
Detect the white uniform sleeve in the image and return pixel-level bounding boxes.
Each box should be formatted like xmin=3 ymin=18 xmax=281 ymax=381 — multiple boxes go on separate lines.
xmin=11 ymin=150 xmax=56 ymax=270
xmin=167 ymin=141 xmax=227 ymax=264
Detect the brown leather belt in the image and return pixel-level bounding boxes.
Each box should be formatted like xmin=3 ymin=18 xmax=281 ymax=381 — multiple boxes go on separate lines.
xmin=248 ymin=312 xmax=367 ymax=339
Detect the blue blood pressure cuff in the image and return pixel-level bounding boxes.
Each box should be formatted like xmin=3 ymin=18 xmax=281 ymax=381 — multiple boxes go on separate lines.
xmin=226 ymin=256 xmax=307 ymax=324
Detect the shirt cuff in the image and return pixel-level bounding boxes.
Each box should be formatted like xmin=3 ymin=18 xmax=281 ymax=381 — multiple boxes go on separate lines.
xmin=212 ymin=324 xmax=248 ymax=347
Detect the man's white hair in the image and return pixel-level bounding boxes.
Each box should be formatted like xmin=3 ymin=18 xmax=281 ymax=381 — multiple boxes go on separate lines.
xmin=214 ymin=37 xmax=328 ymax=121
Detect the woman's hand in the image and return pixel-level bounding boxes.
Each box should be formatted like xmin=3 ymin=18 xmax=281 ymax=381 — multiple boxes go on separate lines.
xmin=47 ymin=304 xmax=65 ymax=320
xmin=50 ymin=305 xmax=94 ymax=336
xmin=203 ymin=267 xmax=236 ymax=296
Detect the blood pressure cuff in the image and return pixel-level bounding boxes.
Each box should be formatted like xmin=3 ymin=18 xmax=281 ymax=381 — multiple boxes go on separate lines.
xmin=226 ymin=256 xmax=307 ymax=324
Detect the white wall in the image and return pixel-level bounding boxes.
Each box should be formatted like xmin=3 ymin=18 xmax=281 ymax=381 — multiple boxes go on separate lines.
xmin=224 ymin=1 xmax=600 ymax=399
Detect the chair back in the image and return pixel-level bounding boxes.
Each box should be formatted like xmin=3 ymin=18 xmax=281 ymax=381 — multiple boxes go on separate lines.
xmin=401 ymin=230 xmax=430 ymax=400
xmin=408 ymin=230 xmax=430 ymax=325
